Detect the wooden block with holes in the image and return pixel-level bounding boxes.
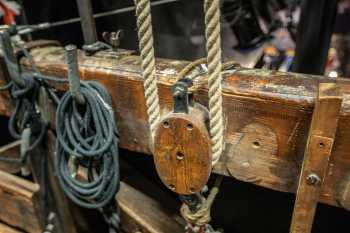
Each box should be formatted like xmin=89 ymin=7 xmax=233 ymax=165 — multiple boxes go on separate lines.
xmin=289 ymin=83 xmax=343 ymax=233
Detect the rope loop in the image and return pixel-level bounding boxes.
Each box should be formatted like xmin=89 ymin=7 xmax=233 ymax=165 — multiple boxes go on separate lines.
xmin=8 ymin=73 xmax=47 ymax=151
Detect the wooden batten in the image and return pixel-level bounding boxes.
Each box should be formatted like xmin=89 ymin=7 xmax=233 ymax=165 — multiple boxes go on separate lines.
xmin=0 ymin=45 xmax=349 ymax=210
xmin=289 ymin=83 xmax=343 ymax=233
xmin=0 ymin=170 xmax=41 ymax=232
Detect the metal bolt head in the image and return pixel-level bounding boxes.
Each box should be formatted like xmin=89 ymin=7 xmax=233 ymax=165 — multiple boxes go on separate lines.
xmin=306 ymin=173 xmax=321 ymax=185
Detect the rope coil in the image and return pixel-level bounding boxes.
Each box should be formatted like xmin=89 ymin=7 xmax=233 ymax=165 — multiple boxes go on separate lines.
xmin=56 ymin=81 xmax=120 ymax=209
xmin=135 ymin=0 xmax=161 ymax=140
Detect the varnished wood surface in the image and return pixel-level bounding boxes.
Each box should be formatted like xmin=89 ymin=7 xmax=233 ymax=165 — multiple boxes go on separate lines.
xmin=1 ymin=45 xmax=350 ymax=209
xmin=0 ymin=170 xmax=41 ymax=232
xmin=289 ymin=83 xmax=343 ymax=233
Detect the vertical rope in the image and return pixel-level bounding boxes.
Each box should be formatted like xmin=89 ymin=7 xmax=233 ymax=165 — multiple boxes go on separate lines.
xmin=135 ymin=0 xmax=161 ymax=140
xmin=204 ymin=0 xmax=224 ymax=166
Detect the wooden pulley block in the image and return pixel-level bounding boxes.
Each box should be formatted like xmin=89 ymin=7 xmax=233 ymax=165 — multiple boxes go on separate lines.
xmin=154 ymin=79 xmax=212 ymax=195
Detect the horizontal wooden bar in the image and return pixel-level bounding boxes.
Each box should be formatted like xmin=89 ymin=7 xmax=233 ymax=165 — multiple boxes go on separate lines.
xmin=1 ymin=45 xmax=350 ymax=210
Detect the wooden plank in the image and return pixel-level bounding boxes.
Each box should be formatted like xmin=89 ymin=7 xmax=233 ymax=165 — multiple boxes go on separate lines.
xmin=117 ymin=180 xmax=184 ymax=233
xmin=0 ymin=140 xmax=21 ymax=174
xmin=45 ymin=131 xmax=87 ymax=233
xmin=0 ymin=222 xmax=23 ymax=233
xmin=289 ymin=83 xmax=343 ymax=233
xmin=0 ymin=45 xmax=349 ymax=208
xmin=0 ymin=170 xmax=41 ymax=232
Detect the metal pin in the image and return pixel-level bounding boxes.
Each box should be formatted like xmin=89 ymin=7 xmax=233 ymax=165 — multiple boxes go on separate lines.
xmin=0 ymin=30 xmax=25 ymax=87
xmin=65 ymin=45 xmax=85 ymax=105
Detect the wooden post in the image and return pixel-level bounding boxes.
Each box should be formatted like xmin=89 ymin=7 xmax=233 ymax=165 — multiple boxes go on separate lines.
xmin=289 ymin=83 xmax=343 ymax=233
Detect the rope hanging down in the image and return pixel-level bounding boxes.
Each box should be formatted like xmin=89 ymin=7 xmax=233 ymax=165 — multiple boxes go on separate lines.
xmin=56 ymin=81 xmax=120 ymax=209
xmin=135 ymin=0 xmax=161 ymax=140
xmin=204 ymin=0 xmax=224 ymax=166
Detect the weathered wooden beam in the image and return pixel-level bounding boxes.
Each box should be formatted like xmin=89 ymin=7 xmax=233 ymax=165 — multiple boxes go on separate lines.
xmin=1 ymin=45 xmax=350 ymax=210
xmin=118 ymin=181 xmax=184 ymax=233
xmin=0 ymin=170 xmax=41 ymax=232
xmin=289 ymin=83 xmax=343 ymax=233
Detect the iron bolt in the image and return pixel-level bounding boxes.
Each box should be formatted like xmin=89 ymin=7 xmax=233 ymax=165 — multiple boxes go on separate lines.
xmin=306 ymin=173 xmax=321 ymax=185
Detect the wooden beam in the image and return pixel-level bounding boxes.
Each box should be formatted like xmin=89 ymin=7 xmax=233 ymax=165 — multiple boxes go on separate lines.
xmin=0 ymin=170 xmax=41 ymax=232
xmin=118 ymin=181 xmax=184 ymax=233
xmin=289 ymin=83 xmax=343 ymax=233
xmin=1 ymin=45 xmax=350 ymax=209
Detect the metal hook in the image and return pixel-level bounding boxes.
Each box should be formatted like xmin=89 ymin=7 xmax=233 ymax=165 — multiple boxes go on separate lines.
xmin=65 ymin=44 xmax=85 ymax=105
xmin=0 ymin=30 xmax=25 ymax=87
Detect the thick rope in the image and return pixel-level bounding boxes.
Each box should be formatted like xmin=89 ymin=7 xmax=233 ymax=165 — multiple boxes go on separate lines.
xmin=135 ymin=0 xmax=161 ymax=140
xmin=204 ymin=0 xmax=224 ymax=166
xmin=181 ymin=176 xmax=223 ymax=230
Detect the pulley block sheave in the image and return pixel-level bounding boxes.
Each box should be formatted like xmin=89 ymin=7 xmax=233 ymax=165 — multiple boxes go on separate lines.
xmin=154 ymin=79 xmax=212 ymax=195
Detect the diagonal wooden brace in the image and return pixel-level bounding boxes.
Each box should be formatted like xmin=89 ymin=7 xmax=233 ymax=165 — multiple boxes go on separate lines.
xmin=289 ymin=83 xmax=343 ymax=233
xmin=290 ymin=83 xmax=342 ymax=233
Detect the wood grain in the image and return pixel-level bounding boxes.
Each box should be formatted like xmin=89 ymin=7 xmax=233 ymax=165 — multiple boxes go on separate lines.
xmin=154 ymin=111 xmax=212 ymax=194
xmin=2 ymin=45 xmax=350 ymax=209
xmin=0 ymin=170 xmax=41 ymax=232
xmin=289 ymin=83 xmax=343 ymax=233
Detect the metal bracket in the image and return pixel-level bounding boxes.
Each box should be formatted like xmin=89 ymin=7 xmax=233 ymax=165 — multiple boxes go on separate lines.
xmin=289 ymin=83 xmax=343 ymax=233
xmin=172 ymin=78 xmax=193 ymax=114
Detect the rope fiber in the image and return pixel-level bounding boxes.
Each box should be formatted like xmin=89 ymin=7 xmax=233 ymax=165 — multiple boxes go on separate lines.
xmin=204 ymin=0 xmax=224 ymax=166
xmin=135 ymin=0 xmax=161 ymax=140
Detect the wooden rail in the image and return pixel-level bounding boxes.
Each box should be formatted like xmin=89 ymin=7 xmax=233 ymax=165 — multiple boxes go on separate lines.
xmin=1 ymin=45 xmax=350 ymax=210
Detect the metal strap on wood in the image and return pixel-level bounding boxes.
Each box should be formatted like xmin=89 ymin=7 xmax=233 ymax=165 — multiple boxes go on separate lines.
xmin=289 ymin=83 xmax=343 ymax=233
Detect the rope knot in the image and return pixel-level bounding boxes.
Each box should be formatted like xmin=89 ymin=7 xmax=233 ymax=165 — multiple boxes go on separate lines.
xmin=181 ymin=201 xmax=212 ymax=227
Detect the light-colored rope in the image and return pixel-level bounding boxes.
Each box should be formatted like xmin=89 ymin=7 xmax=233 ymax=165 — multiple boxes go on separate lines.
xmin=135 ymin=0 xmax=161 ymax=140
xmin=181 ymin=176 xmax=223 ymax=228
xmin=204 ymin=0 xmax=224 ymax=166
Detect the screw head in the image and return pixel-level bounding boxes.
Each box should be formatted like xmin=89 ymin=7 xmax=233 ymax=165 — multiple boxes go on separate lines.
xmin=306 ymin=173 xmax=321 ymax=185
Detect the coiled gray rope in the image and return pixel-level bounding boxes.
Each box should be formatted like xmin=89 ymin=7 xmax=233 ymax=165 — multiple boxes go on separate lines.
xmin=135 ymin=0 xmax=161 ymax=141
xmin=204 ymin=0 xmax=224 ymax=166
xmin=56 ymin=81 xmax=120 ymax=209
